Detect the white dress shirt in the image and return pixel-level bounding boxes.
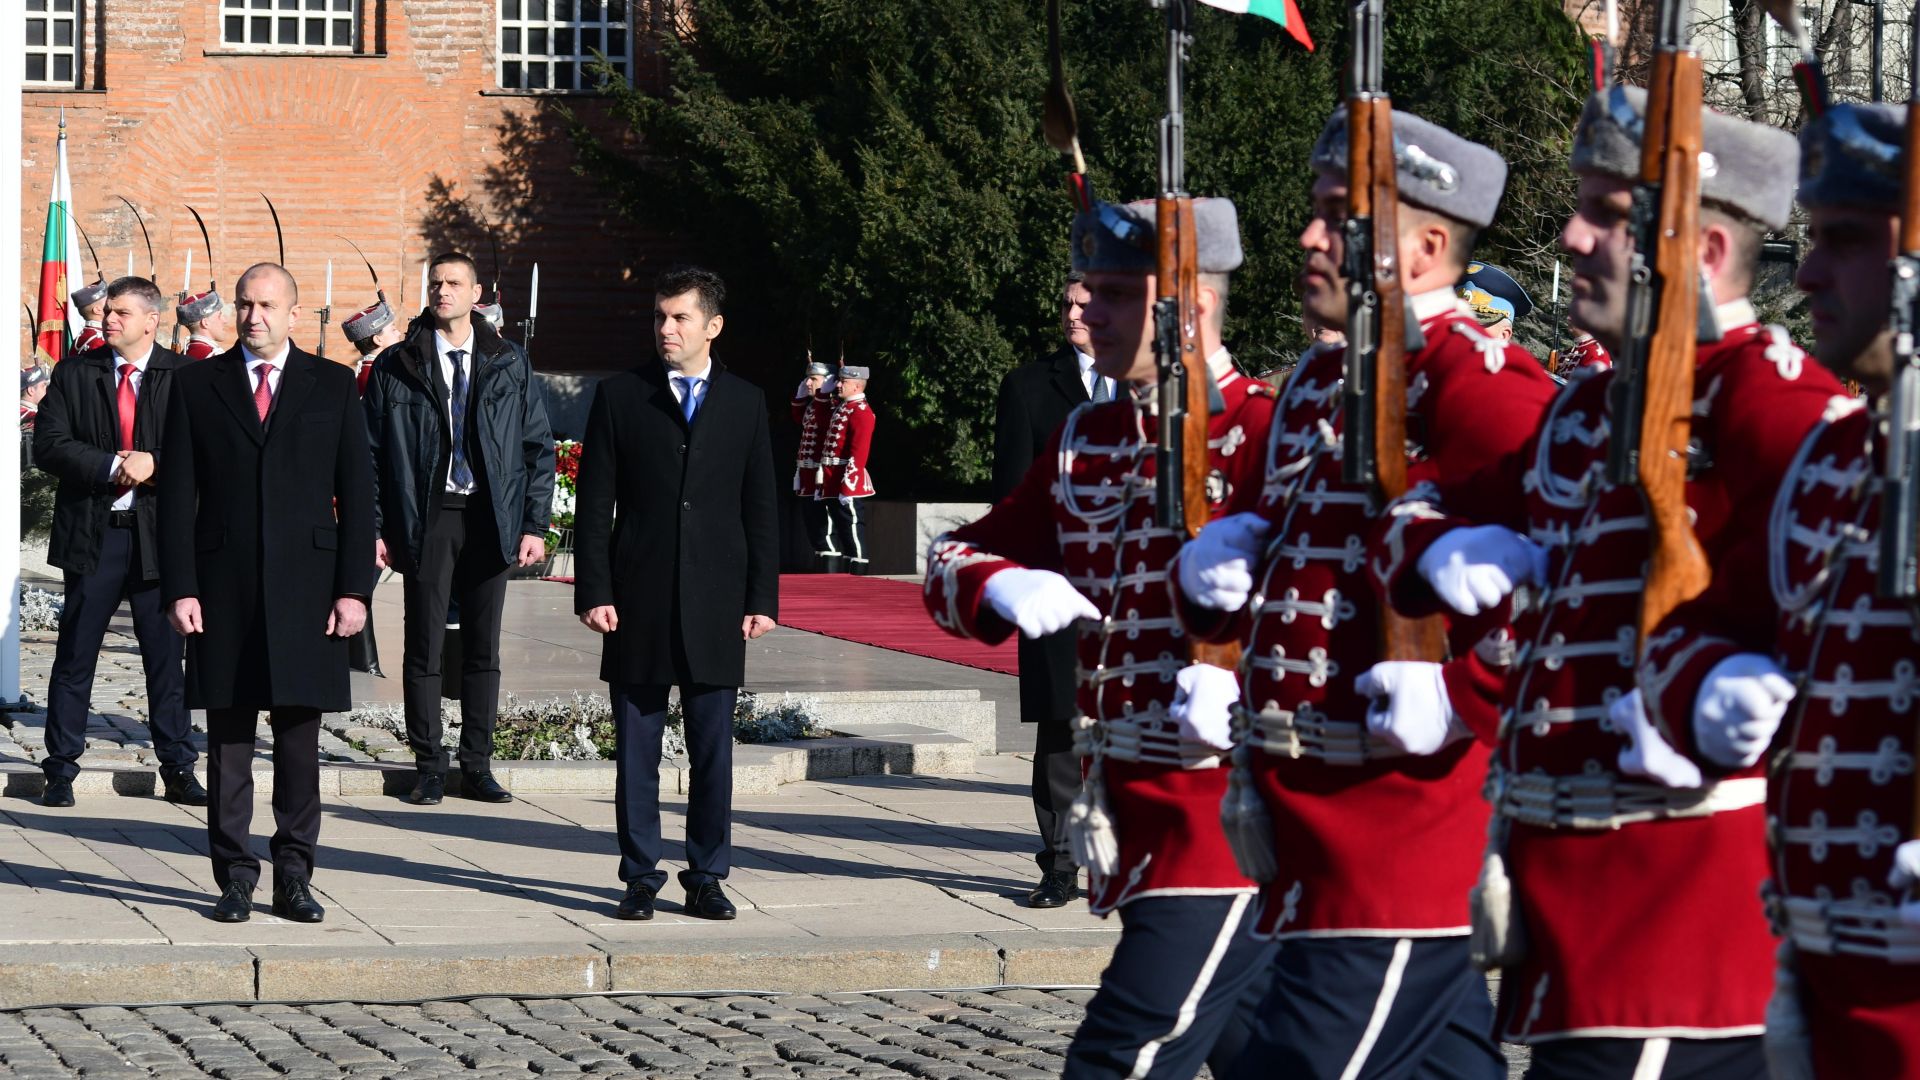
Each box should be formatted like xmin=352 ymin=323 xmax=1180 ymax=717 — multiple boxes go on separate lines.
xmin=1076 ymin=350 xmax=1114 ymax=402
xmin=103 ymin=346 xmax=155 ymax=511
xmin=434 ymin=329 xmax=479 ymax=495
xmin=667 ymin=356 xmax=714 ymax=416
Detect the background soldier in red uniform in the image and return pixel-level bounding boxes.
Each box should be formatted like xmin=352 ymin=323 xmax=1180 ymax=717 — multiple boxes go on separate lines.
xmin=341 ymin=296 xmax=403 ymax=396
xmin=175 ymin=289 xmax=225 ymax=361
xmin=70 ymin=278 xmax=108 ymax=354
xmin=1370 ymin=90 xmax=1837 ymax=1077
xmin=790 ymin=359 xmax=835 ymax=565
xmin=1177 ymin=110 xmax=1556 ymax=1079
xmin=816 ymin=363 xmax=875 ymax=571
xmin=923 ymin=197 xmax=1277 ymax=1080
xmin=1635 ymin=101 xmax=1920 ymax=1080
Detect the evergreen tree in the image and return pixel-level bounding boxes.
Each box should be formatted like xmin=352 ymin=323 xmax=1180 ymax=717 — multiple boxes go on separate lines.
xmin=571 ymin=0 xmax=1590 ymax=493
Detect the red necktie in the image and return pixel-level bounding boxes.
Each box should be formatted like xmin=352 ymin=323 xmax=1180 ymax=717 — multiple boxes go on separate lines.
xmin=116 ymin=363 xmax=137 ymax=496
xmin=253 ymin=363 xmax=275 ymax=423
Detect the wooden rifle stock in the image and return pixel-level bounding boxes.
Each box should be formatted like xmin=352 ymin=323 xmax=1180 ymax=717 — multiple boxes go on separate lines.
xmin=1628 ymin=48 xmax=1712 ymax=642
xmin=1346 ymin=95 xmax=1446 ymax=662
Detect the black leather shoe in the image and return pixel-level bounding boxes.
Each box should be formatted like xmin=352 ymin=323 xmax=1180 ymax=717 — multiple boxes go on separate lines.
xmin=212 ymin=881 xmax=254 ymax=923
xmin=1026 ymin=872 xmax=1081 ymax=909
xmin=271 ymin=876 xmax=325 ymax=923
xmin=461 ymin=771 xmax=513 ymax=803
xmin=406 ymin=772 xmax=445 ymax=805
xmin=161 ymin=766 xmax=210 ymax=807
xmin=615 ymin=882 xmax=656 ymax=921
xmin=41 ymin=777 xmax=74 ymax=808
xmin=685 ymin=881 xmax=737 ymax=921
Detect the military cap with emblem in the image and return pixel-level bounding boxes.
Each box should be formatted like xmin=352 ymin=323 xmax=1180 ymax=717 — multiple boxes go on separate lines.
xmin=21 ymin=364 xmax=50 ymax=393
xmin=1070 ymin=197 xmax=1243 ymax=275
xmin=176 ymin=289 xmax=221 ymax=325
xmin=1797 ymin=102 xmax=1907 ymax=214
xmin=70 ymin=278 xmax=108 ymax=310
xmin=1456 ymin=262 xmax=1533 ymax=327
xmin=805 ymin=361 xmax=832 ymax=378
xmin=1311 ymin=109 xmax=1508 ymax=229
xmin=839 ymin=364 xmax=872 ymax=380
xmin=340 ymin=297 xmax=397 ymax=344
xmin=1572 ymin=86 xmax=1800 ymax=230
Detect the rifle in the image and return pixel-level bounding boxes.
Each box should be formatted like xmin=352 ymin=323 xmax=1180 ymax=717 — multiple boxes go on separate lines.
xmin=1340 ymin=0 xmax=1446 ymax=662
xmin=1149 ymin=0 xmax=1237 ymax=670
xmin=1602 ymin=0 xmax=1712 ymax=644
xmin=1878 ymin=2 xmax=1920 ymax=601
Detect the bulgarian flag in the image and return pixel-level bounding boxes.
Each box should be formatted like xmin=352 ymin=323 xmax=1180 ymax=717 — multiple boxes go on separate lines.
xmin=1199 ymin=0 xmax=1314 ymax=50
xmin=33 ymin=115 xmax=87 ymax=367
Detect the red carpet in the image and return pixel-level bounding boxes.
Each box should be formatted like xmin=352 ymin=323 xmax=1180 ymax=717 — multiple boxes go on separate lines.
xmin=778 ymin=574 xmax=1017 ymax=675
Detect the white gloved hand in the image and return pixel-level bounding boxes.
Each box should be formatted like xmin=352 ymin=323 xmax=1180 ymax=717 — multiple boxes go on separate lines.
xmin=1355 ymin=661 xmax=1456 ymax=755
xmin=1169 ymin=664 xmax=1240 ymax=751
xmin=1415 ymin=525 xmax=1550 ymax=617
xmin=1177 ymin=512 xmax=1271 ymax=611
xmin=981 ymin=568 xmax=1101 ymax=639
xmin=1611 ymin=688 xmax=1705 ymax=789
xmin=1889 ymin=840 xmax=1920 ymax=928
xmin=1693 ymin=654 xmax=1796 ymax=770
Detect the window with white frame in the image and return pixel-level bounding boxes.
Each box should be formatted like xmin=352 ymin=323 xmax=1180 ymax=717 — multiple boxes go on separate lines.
xmin=498 ymin=0 xmax=631 ymax=92
xmin=25 ymin=0 xmax=80 ymax=87
xmin=222 ymin=0 xmax=358 ymax=51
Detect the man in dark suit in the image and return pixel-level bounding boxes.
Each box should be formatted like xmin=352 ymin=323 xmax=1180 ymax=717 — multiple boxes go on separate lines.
xmin=31 ymin=277 xmax=205 ymax=809
xmin=158 ymin=263 xmax=376 ymax=925
xmin=574 ymin=265 xmax=779 ymax=923
xmin=363 ymin=252 xmax=554 ymax=806
xmin=991 ymin=270 xmax=1108 ymax=909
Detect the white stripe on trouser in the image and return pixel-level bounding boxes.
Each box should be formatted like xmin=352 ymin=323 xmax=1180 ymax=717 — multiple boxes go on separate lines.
xmin=1125 ymin=892 xmax=1253 ymax=1080
xmin=1630 ymin=1038 xmax=1672 ymax=1080
xmin=1338 ymin=937 xmax=1413 ymax=1080
xmin=820 ymin=499 xmax=841 ymax=556
xmin=847 ymin=499 xmax=866 ymax=563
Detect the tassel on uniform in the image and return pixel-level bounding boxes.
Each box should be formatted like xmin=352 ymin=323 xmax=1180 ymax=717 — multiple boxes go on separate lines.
xmin=1469 ymin=815 xmax=1526 ymax=972
xmin=1066 ymin=761 xmax=1120 ymax=877
xmin=1220 ymin=745 xmax=1278 ymax=883
xmin=1764 ymin=940 xmax=1815 ymax=1080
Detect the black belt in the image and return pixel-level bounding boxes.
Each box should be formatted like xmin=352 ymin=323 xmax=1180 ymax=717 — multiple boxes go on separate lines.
xmin=441 ymin=493 xmax=469 ymax=510
xmin=107 ymin=509 xmax=136 ymax=529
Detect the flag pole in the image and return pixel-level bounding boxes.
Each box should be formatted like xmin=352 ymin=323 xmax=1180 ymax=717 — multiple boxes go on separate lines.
xmin=3 ymin=21 xmax=30 ymax=704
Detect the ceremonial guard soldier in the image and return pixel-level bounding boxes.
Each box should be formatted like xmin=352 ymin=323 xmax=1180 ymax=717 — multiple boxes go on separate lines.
xmin=1176 ymin=112 xmax=1557 ymax=1077
xmin=1556 ymin=331 xmax=1609 ymax=378
xmin=923 ymin=198 xmax=1277 ymax=1080
xmin=790 ymin=359 xmax=835 ymax=563
xmin=1634 ymin=102 xmax=1920 ymax=1079
xmin=816 ymin=364 xmax=876 ymax=570
xmin=341 ymin=297 xmax=402 ymax=395
xmin=1367 ymin=91 xmax=1840 ymax=1075
xmin=70 ymin=278 xmax=108 ymax=354
xmin=176 ymin=290 xmax=225 ymax=361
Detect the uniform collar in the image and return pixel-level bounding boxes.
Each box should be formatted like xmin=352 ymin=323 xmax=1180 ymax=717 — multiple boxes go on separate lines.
xmin=839 ymin=391 xmax=866 ymax=403
xmin=1714 ymin=296 xmax=1758 ymax=331
xmin=1410 ymin=286 xmax=1465 ymax=324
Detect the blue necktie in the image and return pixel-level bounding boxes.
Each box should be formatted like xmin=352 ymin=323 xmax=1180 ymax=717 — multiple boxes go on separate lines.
xmin=448 ymin=350 xmax=473 ymax=490
xmin=1089 ymin=373 xmax=1112 ymax=403
xmin=677 ymin=375 xmax=701 ymax=423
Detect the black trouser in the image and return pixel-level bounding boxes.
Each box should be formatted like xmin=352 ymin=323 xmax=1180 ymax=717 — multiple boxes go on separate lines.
xmin=401 ymin=498 xmax=510 ymax=775
xmin=206 ymin=706 xmax=321 ymax=891
xmin=1030 ymin=690 xmax=1080 ymax=878
xmin=820 ymin=497 xmax=869 ymax=566
xmin=799 ymin=496 xmax=832 ymax=557
xmin=1524 ymin=1036 xmax=1764 ymax=1079
xmin=611 ymin=681 xmax=735 ymax=892
xmin=43 ymin=519 xmax=194 ymax=782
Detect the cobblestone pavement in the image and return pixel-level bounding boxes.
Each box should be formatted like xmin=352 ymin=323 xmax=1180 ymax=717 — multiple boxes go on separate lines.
xmin=0 ymin=990 xmax=1090 ymax=1079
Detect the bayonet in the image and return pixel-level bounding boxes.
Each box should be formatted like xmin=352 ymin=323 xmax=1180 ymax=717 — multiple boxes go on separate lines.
xmin=113 ymin=195 xmax=156 ymax=280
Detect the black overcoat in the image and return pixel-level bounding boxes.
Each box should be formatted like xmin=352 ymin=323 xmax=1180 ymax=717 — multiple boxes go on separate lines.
xmin=33 ymin=345 xmax=184 ymax=579
xmin=157 ymin=345 xmax=377 ymax=711
xmin=572 ymin=361 xmax=779 ymax=687
xmin=992 ymin=346 xmax=1090 ymax=728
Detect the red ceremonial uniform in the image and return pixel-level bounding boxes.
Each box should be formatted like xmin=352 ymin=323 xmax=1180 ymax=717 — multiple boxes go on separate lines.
xmin=72 ymin=324 xmax=106 ymax=354
xmin=1372 ymin=303 xmax=1842 ymax=1042
xmin=791 ymin=385 xmax=833 ymax=498
xmin=1554 ymin=336 xmax=1609 ymax=379
xmin=1182 ymin=290 xmax=1558 ymax=941
xmin=925 ymin=352 xmax=1276 ymax=913
xmin=1643 ymin=395 xmax=1920 ymax=1077
xmin=182 ymin=335 xmax=218 ymax=361
xmin=820 ymin=394 xmax=876 ymax=500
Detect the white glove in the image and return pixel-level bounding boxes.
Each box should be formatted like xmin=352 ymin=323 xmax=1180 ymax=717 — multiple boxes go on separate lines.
xmin=837 ymin=494 xmax=854 ymax=507
xmin=1416 ymin=525 xmax=1549 ymax=617
xmin=1611 ymin=688 xmax=1705 ymax=789
xmin=1169 ymin=664 xmax=1240 ymax=751
xmin=981 ymin=568 xmax=1100 ymax=639
xmin=1693 ymin=654 xmax=1796 ymax=770
xmin=1355 ymin=661 xmax=1455 ymax=755
xmin=1177 ymin=512 xmax=1270 ymax=611
xmin=1889 ymin=840 xmax=1920 ymax=928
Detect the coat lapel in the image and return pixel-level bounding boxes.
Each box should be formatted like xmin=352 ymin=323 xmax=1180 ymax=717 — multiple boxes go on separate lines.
xmin=210 ymin=346 xmax=267 ymax=445
xmin=267 ymin=349 xmax=320 ymax=441
xmin=1050 ymin=346 xmax=1090 ymax=404
xmin=643 ymin=362 xmax=691 ymax=435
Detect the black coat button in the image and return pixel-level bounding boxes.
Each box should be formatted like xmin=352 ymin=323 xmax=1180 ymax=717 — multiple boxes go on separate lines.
xmin=682 ymin=501 xmax=692 ymax=511
xmin=678 ymin=444 xmax=687 ymax=454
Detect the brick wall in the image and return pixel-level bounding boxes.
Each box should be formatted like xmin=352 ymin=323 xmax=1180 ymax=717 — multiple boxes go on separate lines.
xmin=20 ymin=0 xmax=683 ymax=373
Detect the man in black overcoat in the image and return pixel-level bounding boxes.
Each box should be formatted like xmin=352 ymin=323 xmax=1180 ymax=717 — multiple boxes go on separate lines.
xmin=31 ymin=277 xmax=205 ymax=809
xmin=990 ymin=270 xmax=1108 ymax=908
xmin=158 ymin=263 xmax=376 ymax=925
xmin=574 ymin=266 xmax=779 ymax=923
